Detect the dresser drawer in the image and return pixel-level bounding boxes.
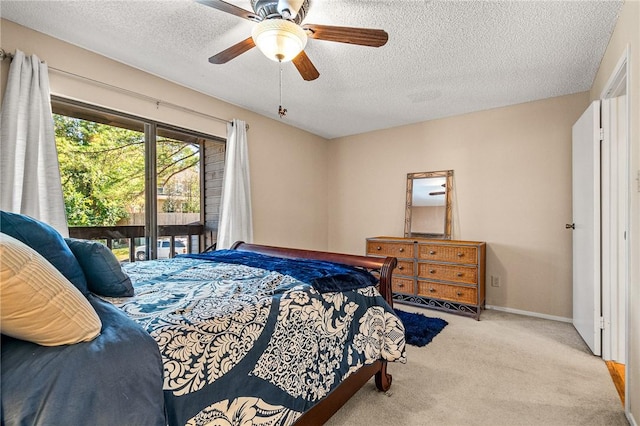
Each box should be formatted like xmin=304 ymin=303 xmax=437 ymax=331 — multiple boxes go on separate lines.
xmin=367 ymin=241 xmax=414 ymax=258
xmin=394 ymin=259 xmax=414 ymax=276
xmin=392 ymin=277 xmax=414 ymax=294
xmin=417 ymin=281 xmax=477 ymax=305
xmin=418 ymin=244 xmax=477 ymax=264
xmin=417 ymin=262 xmax=478 ymax=285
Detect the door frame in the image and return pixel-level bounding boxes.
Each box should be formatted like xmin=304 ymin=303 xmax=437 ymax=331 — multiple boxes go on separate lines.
xmin=599 ymin=45 xmax=630 ymax=413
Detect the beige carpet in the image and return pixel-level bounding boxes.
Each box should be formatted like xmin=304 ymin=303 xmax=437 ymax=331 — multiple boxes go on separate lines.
xmin=326 ymin=306 xmax=628 ymax=426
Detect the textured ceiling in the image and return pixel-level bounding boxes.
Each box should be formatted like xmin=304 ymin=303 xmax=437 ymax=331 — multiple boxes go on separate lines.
xmin=1 ymin=0 xmax=622 ymax=139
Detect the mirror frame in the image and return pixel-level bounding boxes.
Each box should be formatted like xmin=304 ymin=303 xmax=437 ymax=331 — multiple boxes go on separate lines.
xmin=404 ymin=170 xmax=453 ymax=239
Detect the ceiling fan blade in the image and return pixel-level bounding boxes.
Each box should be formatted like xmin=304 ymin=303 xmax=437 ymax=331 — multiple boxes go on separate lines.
xmin=302 ymin=24 xmax=388 ymax=47
xmin=292 ymin=50 xmax=320 ymax=81
xmin=209 ymin=37 xmax=256 ymax=64
xmin=195 ymin=0 xmax=260 ymax=22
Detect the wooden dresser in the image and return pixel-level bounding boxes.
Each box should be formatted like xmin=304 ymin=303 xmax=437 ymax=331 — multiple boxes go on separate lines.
xmin=366 ymin=236 xmax=486 ymax=320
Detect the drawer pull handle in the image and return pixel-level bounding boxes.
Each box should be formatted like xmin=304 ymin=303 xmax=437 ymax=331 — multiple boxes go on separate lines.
xmin=399 ymin=247 xmax=404 ymax=252
xmin=457 ymin=252 xmax=464 ymax=257
xmin=429 ymin=287 xmax=436 ymax=292
xmin=456 ymin=291 xmax=463 ymax=296
xmin=457 ymin=272 xmax=463 ymax=277
xmin=376 ymin=246 xmax=381 ymax=250
xmin=429 ymin=269 xmax=436 ymax=274
xmin=397 ymin=266 xmax=404 ymax=270
xmin=398 ymin=283 xmax=404 ymax=288
xmin=429 ymin=250 xmax=436 ymax=255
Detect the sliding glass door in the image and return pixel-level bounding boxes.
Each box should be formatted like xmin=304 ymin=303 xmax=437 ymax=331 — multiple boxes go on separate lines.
xmin=52 ymin=97 xmax=224 ymax=262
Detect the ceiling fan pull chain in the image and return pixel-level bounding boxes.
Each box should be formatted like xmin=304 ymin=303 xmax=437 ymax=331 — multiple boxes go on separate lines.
xmin=278 ymin=61 xmax=287 ymax=118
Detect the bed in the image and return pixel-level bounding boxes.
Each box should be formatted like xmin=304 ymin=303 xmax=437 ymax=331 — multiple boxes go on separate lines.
xmin=1 ymin=212 xmax=406 ymax=426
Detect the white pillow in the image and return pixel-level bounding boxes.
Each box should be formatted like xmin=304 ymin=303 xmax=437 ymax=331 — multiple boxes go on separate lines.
xmin=0 ymin=233 xmax=102 ymax=346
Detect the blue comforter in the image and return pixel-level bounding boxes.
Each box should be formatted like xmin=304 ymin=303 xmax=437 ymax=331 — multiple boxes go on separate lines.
xmin=110 ymin=252 xmax=406 ymax=425
xmin=183 ymin=250 xmax=378 ymax=292
xmin=1 ymin=295 xmax=166 ymax=426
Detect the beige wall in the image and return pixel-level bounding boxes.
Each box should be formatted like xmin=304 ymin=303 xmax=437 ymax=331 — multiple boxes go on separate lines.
xmin=590 ymin=1 xmax=639 ymax=423
xmin=0 ymin=19 xmax=329 ymax=251
xmin=328 ymin=92 xmax=590 ymax=319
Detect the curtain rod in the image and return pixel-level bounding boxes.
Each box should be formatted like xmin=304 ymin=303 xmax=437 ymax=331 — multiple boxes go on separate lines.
xmin=47 ymin=67 xmax=235 ymax=126
xmin=0 ymin=47 xmax=248 ymax=130
xmin=0 ymin=48 xmax=14 ymax=61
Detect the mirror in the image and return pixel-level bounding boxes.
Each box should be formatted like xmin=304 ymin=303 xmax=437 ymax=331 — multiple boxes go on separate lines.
xmin=404 ymin=170 xmax=453 ymax=239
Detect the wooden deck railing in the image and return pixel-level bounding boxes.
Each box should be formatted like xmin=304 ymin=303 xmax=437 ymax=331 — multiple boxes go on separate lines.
xmin=69 ymin=223 xmax=207 ymax=262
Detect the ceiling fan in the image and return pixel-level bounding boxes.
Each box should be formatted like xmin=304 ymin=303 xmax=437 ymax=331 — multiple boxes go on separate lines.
xmin=196 ymin=0 xmax=389 ymax=81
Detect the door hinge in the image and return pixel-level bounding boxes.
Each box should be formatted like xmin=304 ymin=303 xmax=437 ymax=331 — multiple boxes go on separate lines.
xmin=599 ymin=128 xmax=604 ymax=141
xmin=599 ymin=317 xmax=605 ymax=330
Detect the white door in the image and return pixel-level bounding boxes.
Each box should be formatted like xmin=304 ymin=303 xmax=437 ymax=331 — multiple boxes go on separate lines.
xmin=571 ymin=100 xmax=602 ymax=356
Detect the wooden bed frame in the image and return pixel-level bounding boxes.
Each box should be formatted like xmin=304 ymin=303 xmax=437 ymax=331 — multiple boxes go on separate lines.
xmin=231 ymin=242 xmax=398 ymax=425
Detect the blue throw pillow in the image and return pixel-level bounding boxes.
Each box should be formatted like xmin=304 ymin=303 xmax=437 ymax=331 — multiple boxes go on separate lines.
xmin=0 ymin=211 xmax=89 ymax=295
xmin=65 ymin=238 xmax=134 ymax=297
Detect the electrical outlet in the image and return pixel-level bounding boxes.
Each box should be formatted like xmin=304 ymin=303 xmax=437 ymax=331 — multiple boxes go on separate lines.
xmin=491 ymin=276 xmax=501 ymax=287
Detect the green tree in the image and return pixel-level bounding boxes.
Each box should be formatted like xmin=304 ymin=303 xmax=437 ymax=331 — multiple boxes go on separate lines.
xmin=55 ymin=115 xmax=200 ymax=226
xmin=157 ymin=139 xmax=201 ymax=214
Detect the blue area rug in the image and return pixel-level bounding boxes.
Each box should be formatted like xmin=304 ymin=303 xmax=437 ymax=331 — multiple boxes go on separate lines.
xmin=395 ymin=309 xmax=448 ymax=347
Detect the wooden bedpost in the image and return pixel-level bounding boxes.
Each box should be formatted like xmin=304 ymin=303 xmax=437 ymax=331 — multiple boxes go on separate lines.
xmin=375 ymin=361 xmax=392 ymax=392
xmin=378 ymin=257 xmax=397 ymax=307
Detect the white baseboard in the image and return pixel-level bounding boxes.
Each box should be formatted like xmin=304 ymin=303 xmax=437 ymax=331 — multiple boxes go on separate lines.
xmin=485 ymin=305 xmax=572 ymax=323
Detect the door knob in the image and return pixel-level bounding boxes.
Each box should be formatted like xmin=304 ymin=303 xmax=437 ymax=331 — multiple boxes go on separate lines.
xmin=565 ymin=223 xmax=575 ymax=229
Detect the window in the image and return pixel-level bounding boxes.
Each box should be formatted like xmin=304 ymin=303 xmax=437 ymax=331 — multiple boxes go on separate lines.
xmin=52 ymin=97 xmax=225 ymax=261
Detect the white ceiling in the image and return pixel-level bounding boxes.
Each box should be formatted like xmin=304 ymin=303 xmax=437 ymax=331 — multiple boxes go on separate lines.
xmin=1 ymin=0 xmax=622 ymax=139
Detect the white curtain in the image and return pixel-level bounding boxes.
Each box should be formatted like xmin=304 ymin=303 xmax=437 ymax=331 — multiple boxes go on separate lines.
xmin=217 ymin=119 xmax=253 ymax=249
xmin=0 ymin=50 xmax=68 ymax=236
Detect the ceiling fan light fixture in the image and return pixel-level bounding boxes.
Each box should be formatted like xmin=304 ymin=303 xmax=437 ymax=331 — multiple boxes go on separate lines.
xmin=252 ymin=19 xmax=307 ymax=62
